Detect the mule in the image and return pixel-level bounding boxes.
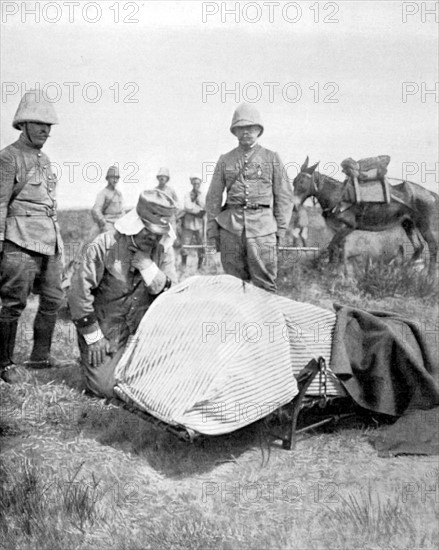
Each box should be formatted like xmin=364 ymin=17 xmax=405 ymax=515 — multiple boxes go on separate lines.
xmin=292 ymin=157 xmax=438 ymax=276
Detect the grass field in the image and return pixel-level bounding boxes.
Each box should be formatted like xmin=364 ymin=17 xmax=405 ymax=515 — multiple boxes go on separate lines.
xmin=1 ymin=209 xmax=438 ymax=550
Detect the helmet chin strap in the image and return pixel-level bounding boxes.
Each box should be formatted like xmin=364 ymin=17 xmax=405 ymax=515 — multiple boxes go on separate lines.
xmin=23 ymin=122 xmax=34 ymax=144
xmin=21 ymin=122 xmax=44 ymax=148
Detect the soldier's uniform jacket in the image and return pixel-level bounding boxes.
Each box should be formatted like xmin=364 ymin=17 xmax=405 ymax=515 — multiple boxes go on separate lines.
xmin=91 ymin=187 xmax=125 ymax=229
xmin=0 ymin=134 xmax=62 ymax=255
xmin=183 ymin=190 xmax=206 ymax=231
xmin=68 ymin=230 xmax=177 ymax=350
xmin=206 ymin=144 xmax=293 ymax=239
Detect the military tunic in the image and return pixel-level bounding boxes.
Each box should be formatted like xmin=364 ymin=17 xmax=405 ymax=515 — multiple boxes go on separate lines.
xmin=206 ymin=143 xmax=293 ymax=291
xmin=0 ymin=133 xmax=62 ymax=255
xmin=68 ymin=230 xmax=177 ymax=397
xmin=91 ymin=186 xmax=125 ymax=232
xmin=0 ymin=134 xmax=64 ymax=319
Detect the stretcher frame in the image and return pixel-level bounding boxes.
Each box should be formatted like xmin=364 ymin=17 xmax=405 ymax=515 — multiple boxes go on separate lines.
xmin=115 ymin=356 xmax=353 ymax=450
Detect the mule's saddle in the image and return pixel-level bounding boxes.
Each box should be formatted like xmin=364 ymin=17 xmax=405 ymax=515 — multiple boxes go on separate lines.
xmin=341 ymin=155 xmax=392 ymax=204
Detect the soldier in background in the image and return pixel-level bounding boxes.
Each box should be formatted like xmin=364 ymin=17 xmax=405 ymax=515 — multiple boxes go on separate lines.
xmin=155 ymin=166 xmax=180 ymax=234
xmin=91 ymin=165 xmax=125 ymax=233
xmin=181 ymin=175 xmax=206 ymax=270
xmin=155 ymin=167 xmax=179 ymax=204
xmin=0 ymin=90 xmax=64 ymax=382
xmin=206 ymin=103 xmax=293 ymax=292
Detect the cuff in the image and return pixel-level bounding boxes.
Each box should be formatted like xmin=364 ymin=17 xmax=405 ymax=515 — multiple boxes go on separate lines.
xmin=144 ymin=270 xmax=171 ymax=295
xmin=139 ymin=262 xmax=159 ymax=286
xmin=73 ymin=312 xmax=98 ymax=329
xmin=83 ymin=327 xmax=105 ymax=345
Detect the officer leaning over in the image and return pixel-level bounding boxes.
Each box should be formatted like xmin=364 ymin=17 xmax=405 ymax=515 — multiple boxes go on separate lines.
xmin=0 ymin=90 xmax=64 ymax=383
xmin=67 ymin=190 xmax=178 ymax=398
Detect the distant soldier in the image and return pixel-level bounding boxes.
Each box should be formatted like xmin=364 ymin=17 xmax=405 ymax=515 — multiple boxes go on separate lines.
xmin=155 ymin=167 xmax=179 ymax=205
xmin=0 ymin=90 xmax=64 ymax=383
xmin=181 ymin=175 xmax=206 ymax=270
xmin=155 ymin=167 xmax=180 ymax=233
xmin=91 ymin=165 xmax=125 ymax=233
xmin=206 ymin=103 xmax=293 ymax=292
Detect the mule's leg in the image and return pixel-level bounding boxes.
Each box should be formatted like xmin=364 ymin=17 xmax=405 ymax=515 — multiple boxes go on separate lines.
xmin=401 ymin=219 xmax=424 ymax=262
xmin=417 ymin=225 xmax=438 ymax=276
xmin=328 ymin=227 xmax=353 ymax=267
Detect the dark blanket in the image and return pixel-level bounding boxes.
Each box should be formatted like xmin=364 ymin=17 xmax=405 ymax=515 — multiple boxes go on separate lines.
xmin=331 ymin=305 xmax=439 ymax=455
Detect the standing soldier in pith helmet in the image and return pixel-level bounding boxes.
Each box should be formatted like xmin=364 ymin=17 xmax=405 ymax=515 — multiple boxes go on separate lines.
xmin=91 ymin=165 xmax=126 ymax=233
xmin=206 ymin=103 xmax=293 ymax=292
xmin=181 ymin=175 xmax=206 ymax=270
xmin=155 ymin=166 xmax=180 ymax=232
xmin=155 ymin=167 xmax=180 ymax=205
xmin=0 ymin=90 xmax=65 ymax=383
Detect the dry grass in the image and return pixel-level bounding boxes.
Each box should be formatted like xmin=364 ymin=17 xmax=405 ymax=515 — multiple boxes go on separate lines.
xmin=1 ymin=211 xmax=438 ymax=549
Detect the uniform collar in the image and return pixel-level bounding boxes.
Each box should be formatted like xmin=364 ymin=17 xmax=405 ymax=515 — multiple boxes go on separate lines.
xmin=238 ymin=142 xmax=260 ymax=153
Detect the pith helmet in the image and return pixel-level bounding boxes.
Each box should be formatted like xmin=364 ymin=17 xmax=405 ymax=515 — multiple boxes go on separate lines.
xmin=230 ymin=103 xmax=264 ymax=136
xmin=156 ymin=167 xmax=170 ymax=179
xmin=190 ymin=174 xmax=202 ymax=182
xmin=106 ymin=165 xmax=120 ymax=178
xmin=12 ymin=90 xmax=59 ymax=130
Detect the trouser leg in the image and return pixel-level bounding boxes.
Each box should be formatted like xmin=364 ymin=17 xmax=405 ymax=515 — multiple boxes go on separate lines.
xmin=246 ymin=233 xmax=277 ymax=292
xmin=0 ymin=242 xmax=38 ymax=364
xmin=0 ymin=319 xmax=19 ymax=369
xmin=181 ymin=229 xmax=193 ymax=266
xmin=219 ymin=228 xmax=250 ymax=282
xmin=194 ymin=230 xmax=204 ymax=268
xmin=29 ymin=252 xmax=64 ymax=366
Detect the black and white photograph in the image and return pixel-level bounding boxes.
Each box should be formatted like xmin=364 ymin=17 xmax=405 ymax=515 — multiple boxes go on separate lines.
xmin=1 ymin=1 xmax=438 ymax=548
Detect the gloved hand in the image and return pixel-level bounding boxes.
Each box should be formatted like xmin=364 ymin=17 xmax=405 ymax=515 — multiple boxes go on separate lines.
xmin=88 ymin=337 xmax=111 ymax=367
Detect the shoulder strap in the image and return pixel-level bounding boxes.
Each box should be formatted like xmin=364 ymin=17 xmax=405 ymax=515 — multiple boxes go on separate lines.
xmin=102 ymin=190 xmax=118 ymax=214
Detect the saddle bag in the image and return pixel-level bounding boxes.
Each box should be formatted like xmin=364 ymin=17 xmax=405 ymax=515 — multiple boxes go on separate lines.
xmin=341 ymin=155 xmax=391 ymax=204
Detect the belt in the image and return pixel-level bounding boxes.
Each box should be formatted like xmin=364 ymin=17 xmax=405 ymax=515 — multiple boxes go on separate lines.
xmin=7 ymin=208 xmax=57 ymax=219
xmin=226 ymin=203 xmax=270 ymax=210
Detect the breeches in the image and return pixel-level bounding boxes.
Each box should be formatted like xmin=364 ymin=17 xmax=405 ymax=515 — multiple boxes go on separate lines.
xmin=219 ymin=228 xmax=277 ymax=292
xmin=0 ymin=240 xmax=64 ymax=320
xmin=181 ymin=229 xmax=204 ymax=257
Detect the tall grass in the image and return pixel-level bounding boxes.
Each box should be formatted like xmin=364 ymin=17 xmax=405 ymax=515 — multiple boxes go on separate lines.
xmin=355 ymin=258 xmax=438 ymax=300
xmin=0 ymin=457 xmax=108 ymax=550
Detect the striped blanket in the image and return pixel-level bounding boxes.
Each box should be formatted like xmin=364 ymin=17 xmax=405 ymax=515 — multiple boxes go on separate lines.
xmin=114 ymin=275 xmax=342 ymax=436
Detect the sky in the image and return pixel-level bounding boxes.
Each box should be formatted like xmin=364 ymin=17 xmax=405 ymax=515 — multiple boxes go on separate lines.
xmin=1 ymin=0 xmax=438 ymax=208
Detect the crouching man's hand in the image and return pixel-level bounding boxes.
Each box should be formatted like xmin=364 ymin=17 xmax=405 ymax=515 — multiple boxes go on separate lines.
xmin=80 ymin=322 xmax=110 ymax=367
xmin=88 ymin=337 xmax=111 ymax=367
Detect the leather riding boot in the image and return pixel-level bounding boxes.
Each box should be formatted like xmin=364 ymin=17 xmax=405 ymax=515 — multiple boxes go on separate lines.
xmin=26 ymin=311 xmax=62 ymax=369
xmin=0 ymin=319 xmax=18 ymax=369
xmin=0 ymin=319 xmax=29 ymax=383
xmin=197 ymin=256 xmax=204 ymax=270
xmin=181 ymin=255 xmax=187 ymax=267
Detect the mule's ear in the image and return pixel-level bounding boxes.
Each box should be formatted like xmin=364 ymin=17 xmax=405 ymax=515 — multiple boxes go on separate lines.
xmin=301 ymin=156 xmax=309 ymax=172
xmin=307 ymin=161 xmax=320 ymax=174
